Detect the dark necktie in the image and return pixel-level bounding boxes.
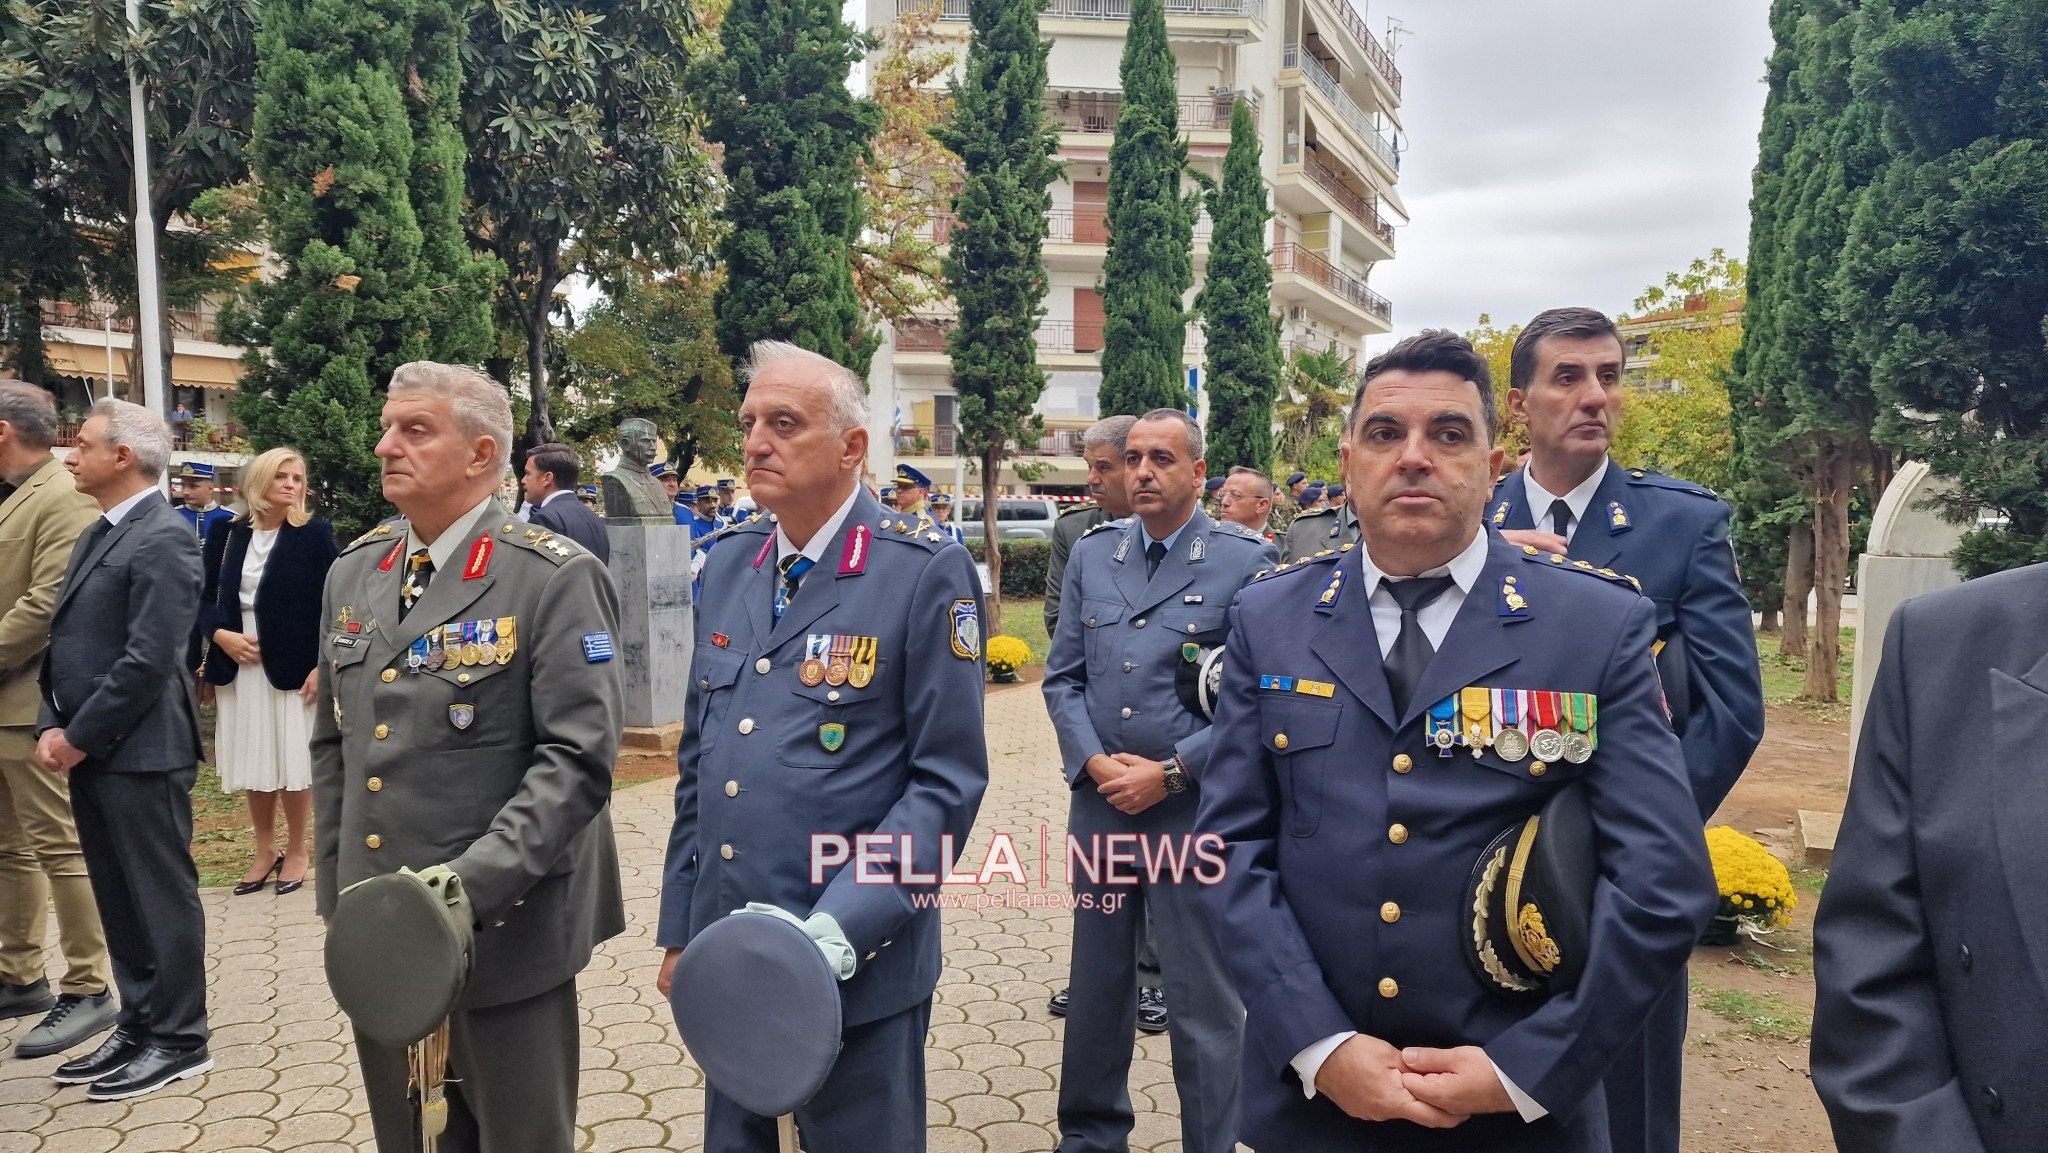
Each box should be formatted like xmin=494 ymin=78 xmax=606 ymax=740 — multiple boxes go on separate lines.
xmin=1383 ymin=576 xmax=1457 ymax=716
xmin=1145 ymin=540 xmax=1167 ymax=579
xmin=400 ymin=549 xmax=434 ymax=618
xmin=775 ymin=554 xmax=816 ymax=621
xmin=1549 ymin=498 xmax=1574 ymax=543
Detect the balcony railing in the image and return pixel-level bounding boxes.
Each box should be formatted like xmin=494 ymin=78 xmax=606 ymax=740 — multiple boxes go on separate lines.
xmin=1319 ymin=0 xmax=1402 ymax=96
xmin=892 ymin=317 xmax=1105 ymax=356
xmin=40 ymin=300 xmax=222 ymax=344
xmin=1299 ymin=155 xmax=1394 ymax=247
xmin=1283 ymin=45 xmax=1399 ymax=173
xmin=1271 ymin=243 xmax=1391 ymax=322
xmin=1281 ymin=336 xmax=1361 ymax=365
xmin=904 ymin=0 xmax=1266 ymax=24
xmin=895 ymin=424 xmax=959 ymax=455
xmin=1044 ymin=89 xmax=1261 ymax=135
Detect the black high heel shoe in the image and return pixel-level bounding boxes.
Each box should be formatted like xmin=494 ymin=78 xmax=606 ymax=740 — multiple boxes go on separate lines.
xmin=233 ymin=854 xmax=284 ymax=896
xmin=276 ymin=858 xmax=308 ymax=896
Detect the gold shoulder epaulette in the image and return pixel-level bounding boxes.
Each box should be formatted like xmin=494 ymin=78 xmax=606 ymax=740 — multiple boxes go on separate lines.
xmin=1519 ymin=546 xmax=1641 ymax=590
xmin=498 ymin=522 xmax=579 ymax=565
xmin=341 ymin=521 xmax=398 ymax=553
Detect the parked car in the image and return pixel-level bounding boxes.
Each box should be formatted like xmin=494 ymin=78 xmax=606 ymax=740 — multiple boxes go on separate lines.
xmin=955 ymin=497 xmax=1063 ymax=541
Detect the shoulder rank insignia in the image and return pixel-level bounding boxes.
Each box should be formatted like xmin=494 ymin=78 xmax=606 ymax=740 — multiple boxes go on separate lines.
xmin=1606 ymin=501 xmax=1630 ymax=534
xmin=1499 ymin=575 xmax=1530 ymax=619
xmin=1317 ymin=565 xmax=1344 ymax=608
xmin=1491 ymin=499 xmax=1511 ymax=527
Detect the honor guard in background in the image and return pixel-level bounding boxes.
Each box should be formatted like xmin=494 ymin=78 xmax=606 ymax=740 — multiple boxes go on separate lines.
xmin=1197 ymin=331 xmax=1715 ymax=1152
xmin=315 ymin=361 xmax=625 ymax=1153
xmin=1490 ymin=307 xmax=1765 ymax=1153
xmin=175 ymin=463 xmax=235 ymax=543
xmin=658 ymin=342 xmax=988 ymax=1153
xmin=891 ymin=463 xmax=933 ymax=520
xmin=688 ymin=486 xmax=724 ymax=546
xmin=1281 ymin=479 xmax=1357 ymax=564
xmin=1043 ymin=409 xmax=1277 ymax=1153
xmin=716 ymin=478 xmax=752 ymax=526
xmin=651 ymin=462 xmax=690 ymax=526
xmin=1812 ymin=564 xmax=2048 ymax=1153
xmin=928 ymin=493 xmax=966 ymax=546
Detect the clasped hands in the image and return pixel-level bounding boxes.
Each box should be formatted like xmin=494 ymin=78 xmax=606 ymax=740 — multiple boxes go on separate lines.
xmin=1084 ymin=753 xmax=1167 ymax=815
xmin=1313 ymin=1034 xmax=1515 ymax=1129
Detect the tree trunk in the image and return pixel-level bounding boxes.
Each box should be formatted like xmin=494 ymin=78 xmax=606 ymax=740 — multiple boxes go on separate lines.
xmin=1756 ymin=606 xmax=1781 ymax=634
xmin=1780 ymin=520 xmax=1813 ymax=658
xmin=980 ymin=447 xmax=1003 ymax=640
xmin=524 ymin=259 xmax=560 ymax=444
xmin=1803 ymin=451 xmax=1851 ymax=702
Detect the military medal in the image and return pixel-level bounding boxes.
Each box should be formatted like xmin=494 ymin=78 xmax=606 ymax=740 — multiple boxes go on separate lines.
xmin=1492 ymin=689 xmax=1531 ymax=762
xmin=1460 ymin=687 xmax=1492 ymax=757
xmin=1563 ymin=693 xmax=1595 ymax=764
xmin=824 ymin=635 xmax=852 ymax=687
xmin=408 ymin=636 xmax=429 ymax=674
xmin=799 ymin=635 xmax=829 ymax=686
xmin=1427 ymin=696 xmax=1460 ymax=757
xmin=848 ymin=636 xmax=876 ymax=689
xmin=457 ymin=620 xmax=480 ymax=666
xmin=495 ymin=617 xmax=517 ymax=663
xmin=1529 ymin=691 xmax=1566 ymax=763
xmin=475 ymin=618 xmax=498 ymax=666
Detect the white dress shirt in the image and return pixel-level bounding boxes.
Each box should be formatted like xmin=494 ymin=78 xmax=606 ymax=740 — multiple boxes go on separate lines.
xmin=1520 ymin=458 xmax=1610 ymax=545
xmin=1288 ymin=526 xmax=1549 ymax=1123
xmin=406 ymin=495 xmax=501 ymax=573
xmin=100 ymin=486 xmax=157 ymax=527
xmin=775 ymin=485 xmax=862 ymax=570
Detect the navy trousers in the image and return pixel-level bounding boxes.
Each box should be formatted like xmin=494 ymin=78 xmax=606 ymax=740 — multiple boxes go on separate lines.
xmin=705 ymin=999 xmax=932 ymax=1153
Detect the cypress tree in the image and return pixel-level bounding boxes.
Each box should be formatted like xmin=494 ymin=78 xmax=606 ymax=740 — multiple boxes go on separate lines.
xmin=233 ymin=0 xmax=494 ymax=536
xmin=702 ymin=0 xmax=882 ymax=378
xmin=1196 ymin=98 xmax=1279 ymax=472
xmin=1096 ymin=0 xmax=1196 ymax=416
xmin=935 ymin=0 xmax=1060 ymax=635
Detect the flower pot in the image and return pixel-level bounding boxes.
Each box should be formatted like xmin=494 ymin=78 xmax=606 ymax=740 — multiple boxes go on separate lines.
xmin=990 ymin=668 xmax=1018 ymax=683
xmin=1699 ymin=915 xmax=1743 ymax=947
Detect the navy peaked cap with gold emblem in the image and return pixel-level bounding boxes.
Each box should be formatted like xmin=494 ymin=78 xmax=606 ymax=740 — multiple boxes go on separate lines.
xmin=894 ymin=463 xmax=932 ymax=490
xmin=1461 ymin=785 xmax=1596 ymax=999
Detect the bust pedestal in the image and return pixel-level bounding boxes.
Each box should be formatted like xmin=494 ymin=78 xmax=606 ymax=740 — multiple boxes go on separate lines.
xmin=604 ymin=522 xmax=691 ymax=731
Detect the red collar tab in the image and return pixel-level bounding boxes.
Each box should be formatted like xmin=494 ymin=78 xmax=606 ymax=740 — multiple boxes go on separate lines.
xmin=463 ymin=534 xmax=494 ymax=581
xmin=838 ymin=522 xmax=871 ymax=576
xmin=378 ymin=542 xmax=403 ymax=572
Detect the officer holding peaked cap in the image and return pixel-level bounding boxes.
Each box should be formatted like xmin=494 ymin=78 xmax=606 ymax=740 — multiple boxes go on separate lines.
xmin=314 ymin=361 xmax=624 ymax=1153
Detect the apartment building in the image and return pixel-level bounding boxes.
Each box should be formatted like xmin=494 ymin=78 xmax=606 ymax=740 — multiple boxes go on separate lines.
xmin=865 ymin=0 xmax=1405 ymax=494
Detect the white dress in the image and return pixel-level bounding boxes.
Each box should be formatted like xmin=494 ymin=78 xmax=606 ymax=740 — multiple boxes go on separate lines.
xmin=215 ymin=529 xmax=316 ymax=793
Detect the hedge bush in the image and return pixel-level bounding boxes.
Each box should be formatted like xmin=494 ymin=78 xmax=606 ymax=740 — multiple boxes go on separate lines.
xmin=964 ymin=538 xmax=1053 ymax=597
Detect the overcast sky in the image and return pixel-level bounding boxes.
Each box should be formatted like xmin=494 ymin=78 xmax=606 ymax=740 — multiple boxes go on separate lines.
xmin=1363 ymin=0 xmax=1773 ymax=349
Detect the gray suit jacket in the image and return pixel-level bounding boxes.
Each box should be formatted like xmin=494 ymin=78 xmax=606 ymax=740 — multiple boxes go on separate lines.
xmin=1813 ymin=563 xmax=2048 ymax=1153
xmin=313 ymin=515 xmax=626 ymax=1010
xmin=38 ymin=491 xmax=203 ymax=772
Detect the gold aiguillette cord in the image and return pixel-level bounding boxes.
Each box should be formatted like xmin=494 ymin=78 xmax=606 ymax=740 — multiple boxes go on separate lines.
xmin=410 ymin=1020 xmax=452 ymax=1153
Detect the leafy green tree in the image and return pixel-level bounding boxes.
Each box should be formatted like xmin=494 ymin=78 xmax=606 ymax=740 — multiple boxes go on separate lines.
xmin=859 ymin=3 xmax=962 ymax=324
xmin=1196 ymin=98 xmax=1280 ymax=473
xmin=701 ymin=0 xmax=880 ymax=377
xmin=461 ymin=0 xmax=717 ymax=444
xmin=1274 ymin=345 xmax=1351 ymax=486
xmin=0 ymin=119 xmax=90 ymax=385
xmin=230 ymin=0 xmax=495 ymax=536
xmin=1096 ymin=0 xmax=1194 ymax=416
xmin=1611 ymin=254 xmax=1744 ymax=499
xmin=559 ymin=270 xmax=741 ymax=479
xmin=933 ymin=0 xmax=1059 ymax=636
xmin=1842 ymin=0 xmax=2048 ymax=578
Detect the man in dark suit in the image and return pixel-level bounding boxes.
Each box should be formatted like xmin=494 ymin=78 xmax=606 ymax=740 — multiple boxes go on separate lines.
xmin=520 ymin=441 xmax=610 ymax=563
xmin=1197 ymin=331 xmax=1714 ymax=1152
xmin=1812 ymin=564 xmax=2048 ymax=1153
xmin=658 ymin=341 xmax=988 ymax=1152
xmin=37 ymin=398 xmax=209 ymax=1100
xmin=1488 ymin=307 xmax=1765 ymax=1152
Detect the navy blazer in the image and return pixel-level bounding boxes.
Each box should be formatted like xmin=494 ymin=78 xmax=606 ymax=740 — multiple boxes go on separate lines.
xmin=1489 ymin=463 xmax=1764 ymax=816
xmin=527 ymin=492 xmax=610 ymax=564
xmin=658 ymin=490 xmax=989 ymax=1027
xmin=1197 ymin=532 xmax=1716 ymax=1152
xmin=199 ymin=517 xmax=339 ymax=690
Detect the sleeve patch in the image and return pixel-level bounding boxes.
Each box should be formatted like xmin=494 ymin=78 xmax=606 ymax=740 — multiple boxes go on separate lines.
xmin=949 ymin=599 xmax=981 ymax=660
xmin=582 ymin=632 xmax=615 ymax=663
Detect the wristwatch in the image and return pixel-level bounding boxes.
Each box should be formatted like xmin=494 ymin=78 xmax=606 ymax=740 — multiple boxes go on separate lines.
xmin=1161 ymin=755 xmax=1189 ymax=794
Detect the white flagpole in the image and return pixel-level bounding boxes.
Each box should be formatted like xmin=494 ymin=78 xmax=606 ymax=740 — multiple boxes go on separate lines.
xmin=125 ymin=0 xmax=167 ymax=421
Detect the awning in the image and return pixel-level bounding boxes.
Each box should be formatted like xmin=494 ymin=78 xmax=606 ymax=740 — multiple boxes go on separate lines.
xmin=41 ymin=340 xmax=244 ymax=390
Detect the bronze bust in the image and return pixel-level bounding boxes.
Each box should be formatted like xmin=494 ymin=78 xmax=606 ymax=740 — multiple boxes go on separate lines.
xmin=601 ymin=418 xmax=676 ymax=525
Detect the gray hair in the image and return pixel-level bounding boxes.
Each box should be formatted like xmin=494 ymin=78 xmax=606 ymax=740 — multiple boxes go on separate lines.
xmin=1134 ymin=408 xmax=1204 ymax=461
xmin=89 ymin=398 xmax=171 ymax=479
xmin=745 ymin=341 xmax=867 ymax=433
xmin=388 ymin=361 xmax=514 ymax=472
xmin=1081 ymin=414 xmax=1137 ymax=454
xmin=0 ymin=382 xmax=59 ymax=449
xmin=1227 ymin=464 xmax=1274 ymax=498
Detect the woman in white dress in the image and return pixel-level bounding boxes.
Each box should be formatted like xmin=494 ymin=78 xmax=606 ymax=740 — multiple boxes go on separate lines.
xmin=197 ymin=448 xmax=338 ymax=895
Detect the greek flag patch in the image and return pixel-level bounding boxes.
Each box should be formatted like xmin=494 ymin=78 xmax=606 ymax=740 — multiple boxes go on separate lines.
xmin=582 ymin=632 xmax=615 ymax=663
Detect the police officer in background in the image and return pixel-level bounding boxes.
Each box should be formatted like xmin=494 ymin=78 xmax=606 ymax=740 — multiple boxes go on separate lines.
xmin=175 ymin=463 xmax=234 ymax=543
xmin=1489 ymin=307 xmax=1765 ymax=1153
xmin=715 ymin=478 xmax=751 ymax=526
xmin=1197 ymin=331 xmax=1714 ymax=1152
xmin=658 ymin=341 xmax=988 ymax=1152
xmin=1218 ymin=467 xmax=1277 ymax=539
xmin=314 ymin=361 xmax=624 ymax=1153
xmin=1281 ymin=477 xmax=1357 ymax=564
xmin=1044 ymin=409 xmax=1277 ymax=1153
xmin=928 ymin=493 xmax=966 ymax=546
xmin=652 ymin=463 xmax=690 ymax=525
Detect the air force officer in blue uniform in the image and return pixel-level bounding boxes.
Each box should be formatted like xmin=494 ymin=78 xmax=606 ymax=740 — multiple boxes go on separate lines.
xmin=1197 ymin=331 xmax=1715 ymax=1152
xmin=1044 ymin=409 xmax=1277 ymax=1153
xmin=657 ymin=342 xmax=989 ymax=1153
xmin=1489 ymin=308 xmax=1765 ymax=1153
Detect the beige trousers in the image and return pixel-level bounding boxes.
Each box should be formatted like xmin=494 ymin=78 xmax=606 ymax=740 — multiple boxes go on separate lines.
xmin=0 ymin=726 xmax=110 ymax=995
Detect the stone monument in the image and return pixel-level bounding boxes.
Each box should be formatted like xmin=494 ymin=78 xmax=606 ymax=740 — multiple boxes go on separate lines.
xmin=601 ymin=417 xmax=677 ymax=525
xmin=1848 ymin=461 xmax=1966 ymax=757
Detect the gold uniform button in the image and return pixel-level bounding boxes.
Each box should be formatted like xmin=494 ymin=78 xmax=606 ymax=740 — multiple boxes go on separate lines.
xmin=738 ymin=718 xmax=756 ymax=735
xmin=719 ymin=843 xmax=735 ymax=860
xmin=366 ymin=777 xmax=383 ymax=792
xmin=1530 ymin=764 xmax=1548 ymax=777
xmin=1392 ymin=754 xmax=1413 ymax=774
xmin=374 ymin=724 xmax=390 ymax=739
xmin=755 ymin=658 xmax=772 ymax=675
xmin=1378 ymin=977 xmax=1399 ymax=998
xmin=457 ymin=672 xmax=471 ymax=684
xmin=1388 ymin=823 xmax=1409 ymax=844
xmin=724 ymin=781 xmax=739 ymax=798
xmin=1381 ymin=902 xmax=1401 ymax=923
xmin=1274 ymin=732 xmax=1289 ymax=750
xmin=381 ymin=668 xmax=397 ymax=683
xmin=365 ymin=834 xmax=382 ymax=849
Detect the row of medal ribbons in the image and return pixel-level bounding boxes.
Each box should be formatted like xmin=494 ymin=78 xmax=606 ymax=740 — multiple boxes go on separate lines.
xmin=1427 ymin=687 xmax=1598 ymax=765
xmin=409 ymin=616 xmax=519 ymax=672
xmin=799 ymin=633 xmax=879 ymax=689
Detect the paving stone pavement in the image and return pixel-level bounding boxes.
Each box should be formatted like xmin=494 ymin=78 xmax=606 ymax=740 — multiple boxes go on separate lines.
xmin=1 ymin=683 xmax=1205 ymax=1153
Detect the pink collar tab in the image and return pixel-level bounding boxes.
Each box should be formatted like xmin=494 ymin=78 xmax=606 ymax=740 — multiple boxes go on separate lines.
xmin=753 ymin=536 xmax=775 ymax=570
xmin=838 ymin=523 xmax=871 ymax=576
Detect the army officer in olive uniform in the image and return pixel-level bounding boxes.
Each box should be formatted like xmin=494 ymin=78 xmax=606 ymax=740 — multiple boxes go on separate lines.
xmin=658 ymin=342 xmax=988 ymax=1153
xmin=314 ymin=361 xmax=624 ymax=1153
xmin=1044 ymin=409 xmax=1277 ymax=1153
